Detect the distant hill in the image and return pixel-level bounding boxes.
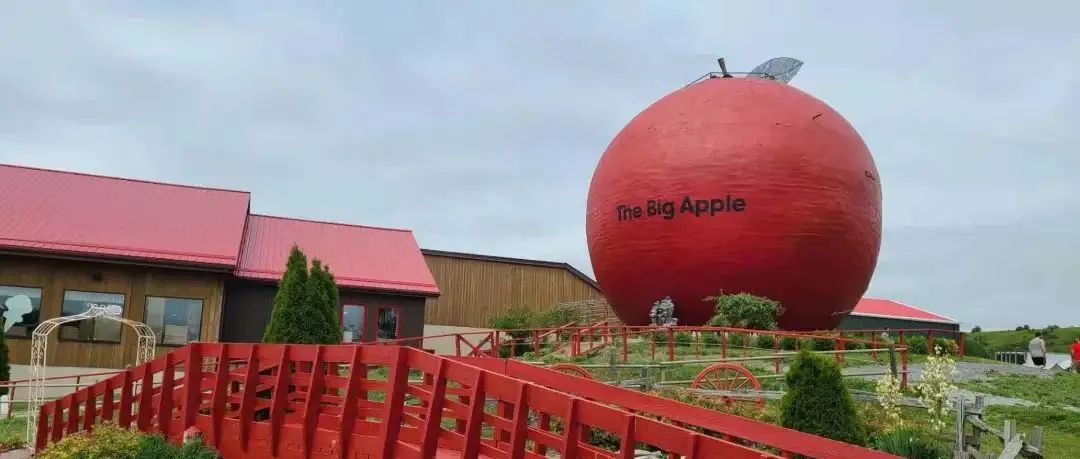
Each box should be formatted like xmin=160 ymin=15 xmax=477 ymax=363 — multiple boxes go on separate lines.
xmin=971 ymin=326 xmax=1080 ymax=354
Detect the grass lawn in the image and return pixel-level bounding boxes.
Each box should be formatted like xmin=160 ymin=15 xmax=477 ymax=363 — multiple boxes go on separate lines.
xmin=518 ymin=338 xmax=1080 ymax=457
xmin=0 ymin=417 xmax=26 ymax=451
xmin=971 ymin=326 xmax=1080 ymax=354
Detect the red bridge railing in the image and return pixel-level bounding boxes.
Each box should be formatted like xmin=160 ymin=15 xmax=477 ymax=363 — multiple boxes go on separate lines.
xmin=33 ymin=342 xmax=897 ymax=458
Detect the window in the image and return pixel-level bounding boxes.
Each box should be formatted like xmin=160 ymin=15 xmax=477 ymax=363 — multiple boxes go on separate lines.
xmin=1 ymin=285 xmax=42 ymax=338
xmin=60 ymin=290 xmax=125 ymax=343
xmin=342 ymin=305 xmax=364 ymax=343
xmin=144 ymin=297 xmax=203 ymax=346
xmin=377 ymin=307 xmax=399 ymax=340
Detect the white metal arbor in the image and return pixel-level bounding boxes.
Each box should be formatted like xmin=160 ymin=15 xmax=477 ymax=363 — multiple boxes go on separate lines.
xmin=26 ymin=304 xmax=156 ymax=448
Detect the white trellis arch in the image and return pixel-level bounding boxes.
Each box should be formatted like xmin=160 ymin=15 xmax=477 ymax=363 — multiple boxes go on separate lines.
xmin=26 ymin=303 xmax=156 ymax=448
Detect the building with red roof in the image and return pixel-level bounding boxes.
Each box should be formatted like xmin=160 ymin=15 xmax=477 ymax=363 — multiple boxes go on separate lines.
xmin=221 ymin=214 xmax=439 ymax=343
xmin=0 ymin=163 xmax=439 ymax=368
xmin=838 ymin=297 xmax=959 ymax=332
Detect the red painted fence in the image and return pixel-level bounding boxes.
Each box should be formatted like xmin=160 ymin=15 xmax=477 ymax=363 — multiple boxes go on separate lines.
xmin=33 ymin=343 xmax=897 ymax=458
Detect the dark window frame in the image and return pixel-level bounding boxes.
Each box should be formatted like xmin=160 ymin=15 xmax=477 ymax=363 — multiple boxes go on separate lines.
xmin=58 ymin=289 xmax=127 ymax=345
xmin=0 ymin=283 xmax=45 ymax=340
xmin=143 ymin=295 xmax=205 ymax=347
xmin=340 ymin=304 xmax=365 ymax=343
xmin=375 ymin=305 xmax=403 ymax=342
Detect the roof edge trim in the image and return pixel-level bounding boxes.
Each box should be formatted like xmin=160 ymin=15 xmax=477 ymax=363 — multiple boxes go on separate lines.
xmin=0 ymin=163 xmax=251 ymax=195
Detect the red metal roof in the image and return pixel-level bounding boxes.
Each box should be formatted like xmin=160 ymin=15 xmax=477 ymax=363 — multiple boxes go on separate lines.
xmin=0 ymin=164 xmax=250 ymax=267
xmin=236 ymin=214 xmax=439 ymax=296
xmin=852 ymin=298 xmax=957 ymax=324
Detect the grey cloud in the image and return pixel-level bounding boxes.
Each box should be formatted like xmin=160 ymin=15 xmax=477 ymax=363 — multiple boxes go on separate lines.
xmin=2 ymin=1 xmax=1079 ymax=330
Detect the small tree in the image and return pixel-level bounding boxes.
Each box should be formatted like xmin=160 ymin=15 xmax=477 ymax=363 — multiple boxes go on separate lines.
xmin=780 ymin=350 xmax=867 ymax=445
xmin=914 ymin=346 xmax=957 ymax=436
xmin=705 ymin=292 xmax=784 ymax=330
xmin=971 ymin=325 xmax=982 ymax=333
xmin=262 ymin=245 xmax=339 ymax=344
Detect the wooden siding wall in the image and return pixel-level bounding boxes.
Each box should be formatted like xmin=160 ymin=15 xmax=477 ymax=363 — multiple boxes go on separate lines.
xmin=0 ymin=254 xmax=224 ymax=369
xmin=423 ymin=255 xmax=605 ymax=328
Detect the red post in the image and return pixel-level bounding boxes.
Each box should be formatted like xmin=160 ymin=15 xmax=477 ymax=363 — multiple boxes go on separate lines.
xmin=7 ymin=386 xmax=14 ymax=419
xmin=927 ymin=330 xmax=935 ymax=355
xmin=773 ymin=333 xmax=781 ymax=373
xmin=667 ymin=328 xmax=675 ymax=361
xmin=835 ymin=332 xmax=845 ymax=364
xmin=455 ymin=335 xmax=462 ymax=357
xmin=621 ymin=327 xmax=629 ymax=363
xmin=958 ymin=332 xmax=965 ymax=358
xmin=871 ymin=332 xmax=878 ymax=361
xmin=901 ymin=348 xmax=909 ymax=389
xmin=721 ymin=332 xmax=727 ymax=359
xmin=533 ymin=331 xmax=541 ymax=355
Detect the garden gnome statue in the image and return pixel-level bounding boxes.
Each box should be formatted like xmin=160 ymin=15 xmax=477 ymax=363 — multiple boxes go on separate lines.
xmin=649 ymin=296 xmax=678 ymax=326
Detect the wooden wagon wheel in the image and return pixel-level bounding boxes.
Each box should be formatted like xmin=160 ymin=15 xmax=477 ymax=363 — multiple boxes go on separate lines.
xmin=690 ymin=363 xmax=764 ymax=408
xmin=548 ymin=363 xmax=593 ymax=380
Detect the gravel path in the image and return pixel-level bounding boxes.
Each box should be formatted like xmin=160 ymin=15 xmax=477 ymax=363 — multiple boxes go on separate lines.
xmin=847 ymin=361 xmax=1072 ymax=409
xmin=846 ymin=361 xmax=1057 ymax=383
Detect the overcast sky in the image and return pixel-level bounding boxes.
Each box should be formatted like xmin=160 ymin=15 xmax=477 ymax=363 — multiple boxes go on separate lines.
xmin=2 ymin=2 xmax=1077 ymax=330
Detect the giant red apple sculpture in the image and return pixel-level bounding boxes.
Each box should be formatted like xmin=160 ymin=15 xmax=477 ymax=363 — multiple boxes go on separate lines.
xmin=586 ymin=76 xmax=882 ymax=330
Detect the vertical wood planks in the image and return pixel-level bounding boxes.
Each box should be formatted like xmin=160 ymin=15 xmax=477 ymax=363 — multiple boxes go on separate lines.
xmin=182 ymin=343 xmax=202 ymax=432
xmin=378 ymin=347 xmax=410 ymax=459
xmin=136 ymin=364 xmax=154 ymax=431
xmin=158 ymin=352 xmax=175 ymax=439
xmin=210 ymin=344 xmax=229 ymax=448
xmin=118 ymin=369 xmax=133 ymax=428
xmin=268 ymin=345 xmax=290 ymax=456
xmin=460 ymin=372 xmax=486 ymax=459
xmin=301 ymin=345 xmax=325 ymax=459
xmin=337 ymin=346 xmax=364 ymax=459
xmin=238 ymin=345 xmax=260 ymax=452
xmin=418 ymin=359 xmax=448 ymax=458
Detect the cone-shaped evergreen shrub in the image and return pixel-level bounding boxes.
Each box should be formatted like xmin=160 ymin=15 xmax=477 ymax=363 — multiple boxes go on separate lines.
xmin=0 ymin=318 xmax=9 ymax=396
xmin=307 ymin=259 xmax=342 ymax=344
xmin=262 ymin=246 xmax=340 ymax=344
xmin=779 ymin=350 xmax=867 ymax=445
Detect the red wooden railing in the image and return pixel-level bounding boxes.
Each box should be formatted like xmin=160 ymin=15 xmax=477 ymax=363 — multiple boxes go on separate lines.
xmin=32 ymin=343 xmax=903 ymax=458
xmin=459 ymin=358 xmax=898 ymax=459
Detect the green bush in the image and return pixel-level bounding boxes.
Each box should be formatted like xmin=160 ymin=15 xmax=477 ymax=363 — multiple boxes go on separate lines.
xmin=779 ymin=350 xmax=867 ymax=446
xmin=812 ymin=337 xmax=835 ymax=351
xmin=674 ymin=332 xmax=694 ymax=347
xmin=798 ymin=337 xmax=816 ymax=351
xmin=727 ymin=333 xmax=747 ymax=348
xmin=705 ymin=292 xmax=784 ymax=330
xmin=870 ymin=427 xmax=947 ymax=458
xmin=937 ymin=338 xmax=959 ymax=356
xmin=963 ymin=338 xmax=989 ymax=358
xmin=844 ymin=340 xmax=867 ymax=351
xmin=780 ymin=336 xmax=799 ymax=351
xmin=532 ymin=304 xmax=583 ymax=328
xmin=701 ymin=332 xmax=721 ymax=347
xmin=39 ymin=423 xmax=145 ymax=459
xmin=0 ymin=316 xmax=8 ymax=396
xmin=654 ymin=330 xmax=670 ymax=345
xmin=489 ymin=308 xmax=536 ymax=357
xmin=756 ymin=334 xmax=776 ymax=349
xmin=907 ymin=336 xmax=928 ymax=354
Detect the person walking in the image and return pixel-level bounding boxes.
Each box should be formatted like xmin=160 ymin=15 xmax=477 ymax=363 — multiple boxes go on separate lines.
xmin=1028 ymin=332 xmax=1047 ymax=369
xmin=1071 ymin=336 xmax=1080 ymax=373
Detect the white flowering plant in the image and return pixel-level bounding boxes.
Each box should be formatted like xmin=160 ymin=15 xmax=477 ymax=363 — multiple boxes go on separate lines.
xmin=914 ymin=345 xmax=958 ymax=435
xmin=874 ymin=373 xmax=904 ymax=428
